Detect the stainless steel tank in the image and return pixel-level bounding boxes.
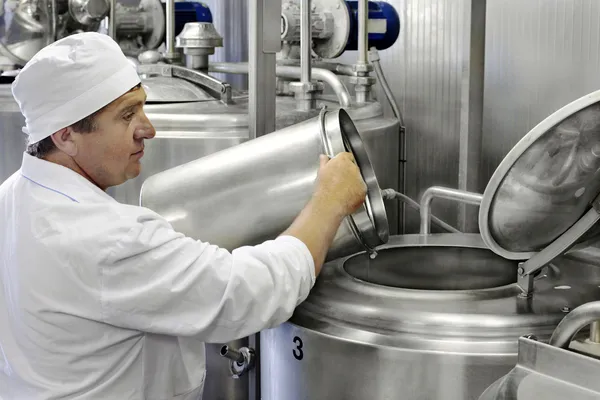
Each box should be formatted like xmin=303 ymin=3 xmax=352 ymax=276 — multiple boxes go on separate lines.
xmin=260 ymin=89 xmax=600 ymax=400
xmin=479 ymin=302 xmax=600 ymax=400
xmin=140 ymin=107 xmax=389 ymax=260
xmin=260 ymin=233 xmax=600 ymax=400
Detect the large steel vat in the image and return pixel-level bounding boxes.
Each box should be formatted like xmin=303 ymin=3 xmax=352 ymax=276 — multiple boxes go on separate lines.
xmin=260 ymin=234 xmax=600 ymax=400
xmin=140 ymin=107 xmax=389 ymax=260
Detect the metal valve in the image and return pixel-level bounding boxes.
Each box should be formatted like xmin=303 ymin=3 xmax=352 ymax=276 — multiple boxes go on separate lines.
xmin=219 ymin=345 xmax=256 ymax=379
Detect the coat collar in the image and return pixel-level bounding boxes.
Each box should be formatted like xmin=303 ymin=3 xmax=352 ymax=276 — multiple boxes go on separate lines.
xmin=19 ymin=152 xmax=116 ymax=204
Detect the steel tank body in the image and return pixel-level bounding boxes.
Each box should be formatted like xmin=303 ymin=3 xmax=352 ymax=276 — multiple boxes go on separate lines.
xmin=260 ymin=234 xmax=600 ymax=400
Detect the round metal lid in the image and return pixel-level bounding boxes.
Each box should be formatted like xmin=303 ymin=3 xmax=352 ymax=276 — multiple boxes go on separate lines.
xmin=480 ymin=90 xmax=600 ymax=260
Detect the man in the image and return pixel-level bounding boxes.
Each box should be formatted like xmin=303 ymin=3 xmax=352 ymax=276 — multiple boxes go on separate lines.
xmin=0 ymin=32 xmax=367 ymax=399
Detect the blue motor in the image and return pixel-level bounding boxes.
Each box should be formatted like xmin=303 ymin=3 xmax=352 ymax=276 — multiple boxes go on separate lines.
xmin=284 ymin=0 xmax=400 ymax=59
xmin=160 ymin=1 xmax=213 ymax=37
xmin=344 ymin=1 xmax=400 ymax=52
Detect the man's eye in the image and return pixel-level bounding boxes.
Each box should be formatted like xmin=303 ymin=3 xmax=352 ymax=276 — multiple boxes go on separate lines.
xmin=123 ymin=113 xmax=134 ymax=121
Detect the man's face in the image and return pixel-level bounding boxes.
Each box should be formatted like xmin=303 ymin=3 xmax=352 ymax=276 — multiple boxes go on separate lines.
xmin=71 ymin=86 xmax=155 ymax=189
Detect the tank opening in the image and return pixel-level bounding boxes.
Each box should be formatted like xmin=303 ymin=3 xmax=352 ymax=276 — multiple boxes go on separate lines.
xmin=344 ymin=246 xmax=518 ymax=290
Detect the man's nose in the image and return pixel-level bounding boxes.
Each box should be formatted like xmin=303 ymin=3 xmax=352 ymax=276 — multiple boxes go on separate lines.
xmin=135 ymin=112 xmax=156 ymax=140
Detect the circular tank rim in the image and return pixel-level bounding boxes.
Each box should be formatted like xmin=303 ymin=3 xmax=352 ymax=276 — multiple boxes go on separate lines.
xmin=290 ymin=234 xmax=600 ymax=341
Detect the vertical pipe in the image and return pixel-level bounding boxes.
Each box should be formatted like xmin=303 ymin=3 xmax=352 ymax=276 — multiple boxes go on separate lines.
xmin=357 ymin=0 xmax=368 ymax=65
xmin=249 ymin=0 xmax=279 ymax=139
xmin=108 ymin=0 xmax=116 ymax=39
xmin=457 ymin=0 xmax=486 ymax=232
xmin=590 ymin=321 xmax=600 ymax=343
xmin=165 ymin=0 xmax=176 ymax=57
xmin=300 ymin=0 xmax=312 ymax=83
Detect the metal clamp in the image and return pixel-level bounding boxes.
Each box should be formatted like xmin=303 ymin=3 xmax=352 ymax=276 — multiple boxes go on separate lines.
xmin=137 ymin=64 xmax=233 ymax=104
xmin=220 ymin=345 xmax=256 ymax=379
xmin=517 ymin=192 xmax=600 ymax=297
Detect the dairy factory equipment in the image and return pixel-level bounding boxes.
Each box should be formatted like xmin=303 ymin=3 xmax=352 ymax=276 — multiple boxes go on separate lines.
xmin=479 ymin=302 xmax=600 ymax=400
xmin=0 ymin=1 xmax=404 ymax=399
xmin=259 ymin=90 xmax=600 ymax=399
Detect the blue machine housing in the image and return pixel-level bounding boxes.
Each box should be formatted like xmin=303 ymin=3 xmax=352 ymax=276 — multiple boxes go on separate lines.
xmin=165 ymin=1 xmax=213 ymax=37
xmin=345 ymin=1 xmax=400 ymax=51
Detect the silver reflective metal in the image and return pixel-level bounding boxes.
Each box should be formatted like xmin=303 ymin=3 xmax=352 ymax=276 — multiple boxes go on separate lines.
xmin=140 ymin=108 xmax=389 ymax=260
xmin=478 ymin=336 xmax=600 ymax=400
xmin=261 ymin=234 xmax=600 ymax=400
xmin=480 ymin=90 xmax=600 ymax=260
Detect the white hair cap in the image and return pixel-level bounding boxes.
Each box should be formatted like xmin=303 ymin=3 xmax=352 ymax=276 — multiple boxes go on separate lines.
xmin=11 ymin=32 xmax=141 ymax=145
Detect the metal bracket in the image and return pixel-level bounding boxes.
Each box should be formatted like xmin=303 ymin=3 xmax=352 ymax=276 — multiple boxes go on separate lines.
xmin=137 ymin=64 xmax=233 ymax=104
xmin=517 ymin=192 xmax=600 ymax=297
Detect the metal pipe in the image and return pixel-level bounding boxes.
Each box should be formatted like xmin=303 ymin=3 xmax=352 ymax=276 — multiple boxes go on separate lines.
xmin=590 ymin=322 xmax=600 ymax=343
xmin=357 ymin=0 xmax=368 ymax=65
xmin=300 ymin=0 xmax=312 ymax=83
xmin=220 ymin=345 xmax=244 ymax=364
xmin=372 ymin=50 xmax=406 ymax=232
xmin=277 ymin=59 xmax=356 ymax=76
xmin=419 ymin=186 xmax=483 ymax=235
xmin=108 ymin=0 xmax=116 ymax=39
xmin=381 ymin=189 xmax=460 ymax=234
xmin=209 ymin=62 xmax=352 ymax=108
xmin=550 ymin=302 xmax=600 ymax=349
xmin=165 ymin=0 xmax=176 ymax=57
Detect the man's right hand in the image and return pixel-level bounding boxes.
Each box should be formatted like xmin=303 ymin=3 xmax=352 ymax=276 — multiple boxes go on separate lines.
xmin=312 ymin=152 xmax=368 ymax=218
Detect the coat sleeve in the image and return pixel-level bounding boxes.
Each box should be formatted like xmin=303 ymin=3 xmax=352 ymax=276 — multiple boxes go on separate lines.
xmin=97 ymin=207 xmax=316 ymax=343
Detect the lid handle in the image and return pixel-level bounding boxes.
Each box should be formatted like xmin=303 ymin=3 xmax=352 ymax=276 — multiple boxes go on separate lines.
xmin=518 ymin=192 xmax=600 ymax=297
xmin=137 ymin=64 xmax=233 ymax=104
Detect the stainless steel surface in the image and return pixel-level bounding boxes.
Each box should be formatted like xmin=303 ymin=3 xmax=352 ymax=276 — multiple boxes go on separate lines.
xmin=357 ymin=0 xmax=367 ymax=65
xmin=163 ymin=0 xmax=177 ymax=61
xmin=517 ymin=202 xmax=600 ymax=293
xmin=141 ymin=76 xmax=215 ymax=103
xmin=382 ymin=188 xmax=459 ymax=233
xmin=220 ymin=345 xmax=256 ymax=379
xmin=478 ymin=336 xmax=600 ymax=400
xmin=220 ymin=345 xmax=245 ymax=364
xmin=140 ymin=108 xmax=389 ymax=260
xmin=108 ymin=0 xmax=116 ymax=38
xmin=334 ymin=0 xmax=474 ymax=233
xmin=209 ymin=62 xmax=351 ymax=108
xmin=420 ymin=186 xmax=482 ymax=234
xmin=480 ymin=0 xmax=600 ymax=198
xmin=590 ymin=321 xmax=600 ymax=343
xmin=300 ymin=0 xmax=311 ymax=83
xmin=262 ymin=234 xmax=600 ymax=400
xmin=175 ymin=22 xmax=223 ymax=70
xmin=204 ymin=338 xmax=249 ymax=400
xmin=370 ymin=48 xmax=406 ymax=231
xmin=68 ymin=0 xmax=109 ymax=25
xmin=248 ymin=0 xmax=279 ymax=139
xmin=550 ymin=301 xmax=600 ymax=349
xmin=480 ymin=90 xmax=600 ymax=261
xmin=137 ymin=63 xmax=233 ymax=104
xmin=457 ymin=0 xmax=485 ymax=233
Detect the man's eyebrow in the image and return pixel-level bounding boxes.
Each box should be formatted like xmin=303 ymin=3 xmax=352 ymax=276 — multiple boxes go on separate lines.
xmin=119 ymin=100 xmax=144 ymax=114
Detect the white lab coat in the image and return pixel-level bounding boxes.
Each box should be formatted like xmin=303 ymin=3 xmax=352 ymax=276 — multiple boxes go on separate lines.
xmin=0 ymin=153 xmax=316 ymax=400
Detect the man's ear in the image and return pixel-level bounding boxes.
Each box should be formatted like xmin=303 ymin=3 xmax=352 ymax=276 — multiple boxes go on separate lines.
xmin=50 ymin=128 xmax=78 ymax=157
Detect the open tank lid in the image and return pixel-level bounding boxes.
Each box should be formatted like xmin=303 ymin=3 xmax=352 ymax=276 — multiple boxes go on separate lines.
xmin=479 ymin=90 xmax=600 ymax=267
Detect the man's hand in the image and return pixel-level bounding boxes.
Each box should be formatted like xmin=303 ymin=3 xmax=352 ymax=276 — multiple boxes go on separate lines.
xmin=281 ymin=152 xmax=368 ymax=277
xmin=312 ymin=152 xmax=367 ymax=218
